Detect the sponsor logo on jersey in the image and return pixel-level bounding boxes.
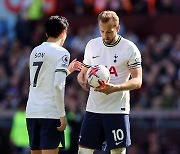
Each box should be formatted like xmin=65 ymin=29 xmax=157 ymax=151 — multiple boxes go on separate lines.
xmin=92 ymin=56 xmax=100 ymax=59
xmin=108 ymin=66 xmax=118 ymax=76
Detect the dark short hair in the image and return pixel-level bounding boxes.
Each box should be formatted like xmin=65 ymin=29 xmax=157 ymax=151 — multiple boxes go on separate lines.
xmin=45 ymin=16 xmax=69 ymax=38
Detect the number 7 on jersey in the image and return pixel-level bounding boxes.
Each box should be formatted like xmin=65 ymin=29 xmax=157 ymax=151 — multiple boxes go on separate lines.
xmin=33 ymin=61 xmax=43 ymax=87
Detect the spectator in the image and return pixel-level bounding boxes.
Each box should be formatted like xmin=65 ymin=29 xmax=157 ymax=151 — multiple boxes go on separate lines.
xmin=10 ymin=97 xmax=30 ymax=154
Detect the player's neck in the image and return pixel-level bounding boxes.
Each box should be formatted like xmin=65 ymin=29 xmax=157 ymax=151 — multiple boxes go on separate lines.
xmin=47 ymin=37 xmax=64 ymax=46
xmin=112 ymin=34 xmax=119 ymax=44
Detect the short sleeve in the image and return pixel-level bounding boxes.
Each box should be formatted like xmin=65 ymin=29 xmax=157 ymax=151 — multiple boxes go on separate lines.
xmin=82 ymin=41 xmax=91 ymax=68
xmin=127 ymin=44 xmax=142 ymax=69
xmin=55 ymin=53 xmax=70 ymax=75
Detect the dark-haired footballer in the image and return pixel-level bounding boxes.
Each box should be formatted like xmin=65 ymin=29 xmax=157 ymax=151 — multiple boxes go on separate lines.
xmin=26 ymin=16 xmax=81 ymax=154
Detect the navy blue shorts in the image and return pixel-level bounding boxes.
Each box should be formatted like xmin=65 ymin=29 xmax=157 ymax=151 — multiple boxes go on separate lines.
xmin=26 ymin=118 xmax=65 ymax=150
xmin=78 ymin=112 xmax=131 ymax=150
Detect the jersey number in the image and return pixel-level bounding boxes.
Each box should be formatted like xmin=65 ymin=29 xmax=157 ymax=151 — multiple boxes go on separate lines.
xmin=112 ymin=129 xmax=124 ymax=141
xmin=33 ymin=61 xmax=43 ymax=87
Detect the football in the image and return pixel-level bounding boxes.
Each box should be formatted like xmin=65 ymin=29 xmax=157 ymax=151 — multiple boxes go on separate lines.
xmin=86 ymin=65 xmax=110 ymax=88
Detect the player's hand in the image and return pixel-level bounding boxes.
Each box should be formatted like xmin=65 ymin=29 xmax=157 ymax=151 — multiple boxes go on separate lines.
xmin=95 ymin=82 xmax=117 ymax=95
xmin=68 ymin=59 xmax=82 ymax=73
xmin=77 ymin=73 xmax=90 ymax=91
xmin=57 ymin=116 xmax=67 ymax=131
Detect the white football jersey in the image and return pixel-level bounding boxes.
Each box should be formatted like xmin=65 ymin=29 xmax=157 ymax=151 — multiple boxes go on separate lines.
xmin=83 ymin=36 xmax=142 ymax=114
xmin=26 ymin=42 xmax=70 ymax=119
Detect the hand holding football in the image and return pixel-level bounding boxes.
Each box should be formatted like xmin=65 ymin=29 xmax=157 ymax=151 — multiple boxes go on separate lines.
xmin=86 ymin=65 xmax=110 ymax=88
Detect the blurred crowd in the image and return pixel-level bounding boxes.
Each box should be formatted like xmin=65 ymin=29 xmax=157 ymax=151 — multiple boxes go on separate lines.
xmin=0 ymin=0 xmax=180 ymax=154
xmin=2 ymin=0 xmax=180 ymax=17
xmin=1 ymin=17 xmax=179 ymax=114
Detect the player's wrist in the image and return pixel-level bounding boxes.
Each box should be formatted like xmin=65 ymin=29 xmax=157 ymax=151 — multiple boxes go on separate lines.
xmin=115 ymin=84 xmax=122 ymax=92
xmin=67 ymin=69 xmax=71 ymax=75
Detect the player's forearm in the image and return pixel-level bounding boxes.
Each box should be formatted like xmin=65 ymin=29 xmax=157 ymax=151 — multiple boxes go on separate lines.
xmin=78 ymin=67 xmax=88 ymax=83
xmin=116 ymin=78 xmax=142 ymax=91
xmin=54 ymin=71 xmax=66 ymax=117
xmin=54 ymin=86 xmax=65 ymax=117
xmin=66 ymin=69 xmax=71 ymax=76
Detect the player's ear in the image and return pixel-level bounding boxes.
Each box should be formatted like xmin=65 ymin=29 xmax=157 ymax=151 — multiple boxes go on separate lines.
xmin=60 ymin=30 xmax=67 ymax=38
xmin=116 ymin=25 xmax=120 ymax=32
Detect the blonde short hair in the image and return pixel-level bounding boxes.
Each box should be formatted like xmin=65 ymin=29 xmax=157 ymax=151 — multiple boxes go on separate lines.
xmin=98 ymin=10 xmax=119 ymax=26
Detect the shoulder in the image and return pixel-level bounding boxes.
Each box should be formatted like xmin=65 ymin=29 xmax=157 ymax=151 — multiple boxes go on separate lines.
xmin=45 ymin=43 xmax=70 ymax=60
xmin=57 ymin=46 xmax=70 ymax=56
xmin=47 ymin=44 xmax=70 ymax=60
xmin=31 ymin=44 xmax=42 ymax=52
xmin=121 ymin=37 xmax=140 ymax=53
xmin=30 ymin=44 xmax=45 ymax=57
xmin=43 ymin=42 xmax=70 ymax=55
xmin=121 ymin=37 xmax=137 ymax=48
xmin=87 ymin=37 xmax=102 ymax=46
xmin=53 ymin=47 xmax=70 ymax=64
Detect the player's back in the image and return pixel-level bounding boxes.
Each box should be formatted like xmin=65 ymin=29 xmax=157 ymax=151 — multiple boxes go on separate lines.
xmin=26 ymin=42 xmax=70 ymax=119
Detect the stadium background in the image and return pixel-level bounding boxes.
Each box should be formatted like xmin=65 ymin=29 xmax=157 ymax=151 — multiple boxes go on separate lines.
xmin=0 ymin=0 xmax=180 ymax=154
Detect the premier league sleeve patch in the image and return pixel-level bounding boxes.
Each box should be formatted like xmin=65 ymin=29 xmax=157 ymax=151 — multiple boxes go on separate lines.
xmin=62 ymin=55 xmax=69 ymax=67
xmin=55 ymin=54 xmax=70 ymax=75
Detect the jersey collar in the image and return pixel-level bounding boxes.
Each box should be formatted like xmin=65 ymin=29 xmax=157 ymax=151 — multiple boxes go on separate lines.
xmin=103 ymin=35 xmax=122 ymax=47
